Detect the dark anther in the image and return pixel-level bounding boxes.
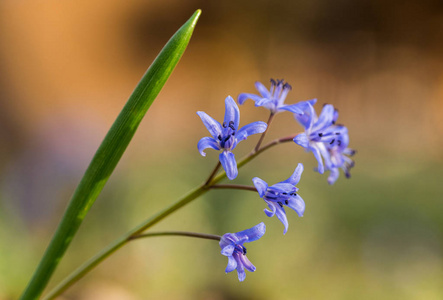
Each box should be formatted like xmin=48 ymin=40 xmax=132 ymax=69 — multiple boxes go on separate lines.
xmin=291 ymin=193 xmax=297 ymax=196
xmin=318 ymin=133 xmax=323 ymax=137
xmin=278 ymin=202 xmax=283 ymax=208
xmin=337 ymin=140 xmax=342 ymax=146
xmin=270 ymin=78 xmax=276 ymax=85
xmin=283 ymin=82 xmax=292 ymax=90
xmin=335 ymin=132 xmax=340 ymax=135
xmin=277 ymin=79 xmax=284 ymax=85
xmin=218 ymin=135 xmax=222 ymax=141
xmin=285 ymin=200 xmax=289 ymax=205
xmin=222 ymin=122 xmax=227 ymax=128
xmin=330 ymin=139 xmax=335 ymax=145
xmin=242 ymin=246 xmax=247 ymax=255
xmin=332 ymin=120 xmax=336 ymax=125
xmin=282 ymin=192 xmax=287 ymax=195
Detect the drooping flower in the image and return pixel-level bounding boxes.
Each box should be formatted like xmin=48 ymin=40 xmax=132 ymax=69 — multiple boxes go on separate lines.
xmin=252 ymin=164 xmax=305 ymax=234
xmin=293 ymin=102 xmax=355 ymax=183
xmin=197 ymin=96 xmax=267 ymax=180
xmin=219 ymin=222 xmax=266 ymax=282
xmin=238 ymin=79 xmax=315 ymax=115
xmin=323 ymin=125 xmax=356 ymax=184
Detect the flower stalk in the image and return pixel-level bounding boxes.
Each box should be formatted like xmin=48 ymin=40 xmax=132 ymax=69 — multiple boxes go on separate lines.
xmin=42 ymin=134 xmax=295 ymax=299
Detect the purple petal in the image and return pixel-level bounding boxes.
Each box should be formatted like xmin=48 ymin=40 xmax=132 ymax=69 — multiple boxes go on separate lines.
xmin=219 ymin=151 xmax=238 ymax=180
xmin=294 ymin=133 xmax=309 ymax=148
xmin=236 ymin=259 xmax=246 ymax=282
xmin=307 ymin=144 xmax=325 ymax=174
xmin=235 ymin=222 xmax=266 ymax=244
xmin=238 ymin=93 xmax=262 ymax=105
xmin=264 ymin=201 xmax=276 ymax=217
xmin=197 ymin=137 xmax=220 ymax=156
xmin=197 ymin=111 xmax=222 ymax=140
xmin=294 ymin=100 xmax=317 ymax=129
xmin=275 ymin=206 xmax=289 ymax=234
xmin=280 ymin=103 xmax=304 ymax=115
xmin=287 ymin=195 xmax=305 ymax=217
xmin=236 ymin=121 xmax=267 ymax=142
xmin=254 ymin=97 xmax=273 ymax=107
xmin=328 ymin=168 xmax=340 ymax=185
xmin=221 ymin=244 xmax=235 ymax=256
xmin=224 ymin=96 xmax=240 ymax=131
xmin=312 ymin=104 xmax=335 ymax=132
xmin=239 ymin=254 xmax=256 ymax=272
xmin=283 ymin=163 xmax=304 ymax=185
xmin=255 ymin=81 xmax=271 ymax=98
xmin=252 ymin=177 xmax=268 ymax=198
xmin=225 ymin=255 xmax=237 ymax=273
xmin=268 ymin=183 xmax=295 ymax=193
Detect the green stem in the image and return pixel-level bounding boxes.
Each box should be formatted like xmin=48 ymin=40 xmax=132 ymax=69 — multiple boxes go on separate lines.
xmin=209 ymin=184 xmax=257 ymax=192
xmin=43 ymin=135 xmax=295 ymax=300
xmin=130 ymin=231 xmax=221 ymax=241
xmin=254 ymin=112 xmax=275 ymax=152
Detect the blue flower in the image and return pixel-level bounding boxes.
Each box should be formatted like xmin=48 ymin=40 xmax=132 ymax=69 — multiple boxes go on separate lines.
xmin=293 ymin=102 xmax=355 ymax=184
xmin=252 ymin=164 xmax=305 ymax=234
xmin=197 ymin=96 xmax=267 ymax=180
xmin=219 ymin=222 xmax=266 ymax=282
xmin=323 ymin=125 xmax=356 ymax=184
xmin=238 ymin=79 xmax=314 ymax=115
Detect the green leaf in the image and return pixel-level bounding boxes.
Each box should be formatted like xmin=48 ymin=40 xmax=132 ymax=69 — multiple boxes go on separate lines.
xmin=20 ymin=9 xmax=202 ymax=300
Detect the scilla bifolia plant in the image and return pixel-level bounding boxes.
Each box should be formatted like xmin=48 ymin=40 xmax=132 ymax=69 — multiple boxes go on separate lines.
xmin=20 ymin=10 xmax=355 ymax=300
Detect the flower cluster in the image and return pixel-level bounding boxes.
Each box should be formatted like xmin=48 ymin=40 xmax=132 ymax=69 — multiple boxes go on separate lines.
xmin=197 ymin=78 xmax=355 ymax=281
xmin=293 ymin=102 xmax=355 ymax=184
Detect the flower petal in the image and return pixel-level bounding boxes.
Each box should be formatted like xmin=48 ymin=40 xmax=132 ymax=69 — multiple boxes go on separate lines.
xmin=294 ymin=100 xmax=317 ymax=129
xmin=255 ymin=81 xmax=271 ymax=98
xmin=252 ymin=177 xmax=268 ymax=198
xmin=280 ymin=103 xmax=304 ymax=115
xmin=287 ymin=195 xmax=305 ymax=217
xmin=238 ymin=93 xmax=263 ymax=105
xmin=235 ymin=222 xmax=266 ymax=244
xmin=197 ymin=137 xmax=220 ymax=156
xmin=197 ymin=111 xmax=222 ymax=139
xmin=236 ymin=260 xmax=246 ymax=282
xmin=225 ymin=255 xmax=237 ymax=273
xmin=310 ymin=145 xmax=325 ymax=174
xmin=264 ymin=201 xmax=276 ymax=217
xmin=293 ymin=133 xmax=309 ymax=148
xmin=239 ymin=254 xmax=256 ymax=272
xmin=236 ymin=121 xmax=267 ymax=141
xmin=283 ymin=163 xmax=304 ymax=185
xmin=327 ymin=168 xmax=340 ymax=185
xmin=224 ymin=96 xmax=240 ymax=131
xmin=219 ymin=151 xmax=238 ymax=180
xmin=312 ymin=104 xmax=335 ymax=132
xmin=275 ymin=205 xmax=289 ymax=234
xmin=221 ymin=244 xmax=235 ymax=256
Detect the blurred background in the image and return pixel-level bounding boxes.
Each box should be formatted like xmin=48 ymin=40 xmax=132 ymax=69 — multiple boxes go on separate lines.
xmin=1 ymin=0 xmax=442 ymax=299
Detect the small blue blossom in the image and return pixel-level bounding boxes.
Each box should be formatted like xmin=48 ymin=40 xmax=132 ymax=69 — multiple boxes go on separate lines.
xmin=197 ymin=96 xmax=267 ymax=180
xmin=238 ymin=79 xmax=315 ymax=115
xmin=219 ymin=222 xmax=266 ymax=282
xmin=252 ymin=164 xmax=305 ymax=234
xmin=293 ymin=102 xmax=355 ymax=184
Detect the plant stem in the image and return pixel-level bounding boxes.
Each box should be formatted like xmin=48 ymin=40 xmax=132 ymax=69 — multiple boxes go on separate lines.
xmin=254 ymin=112 xmax=275 ymax=152
xmin=43 ymin=134 xmax=295 ymax=299
xmin=204 ymin=161 xmax=221 ymax=186
xmin=130 ymin=231 xmax=221 ymax=241
xmin=209 ymin=184 xmax=257 ymax=192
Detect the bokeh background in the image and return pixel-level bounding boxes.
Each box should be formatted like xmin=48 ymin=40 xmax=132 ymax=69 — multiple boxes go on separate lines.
xmin=1 ymin=0 xmax=442 ymax=299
